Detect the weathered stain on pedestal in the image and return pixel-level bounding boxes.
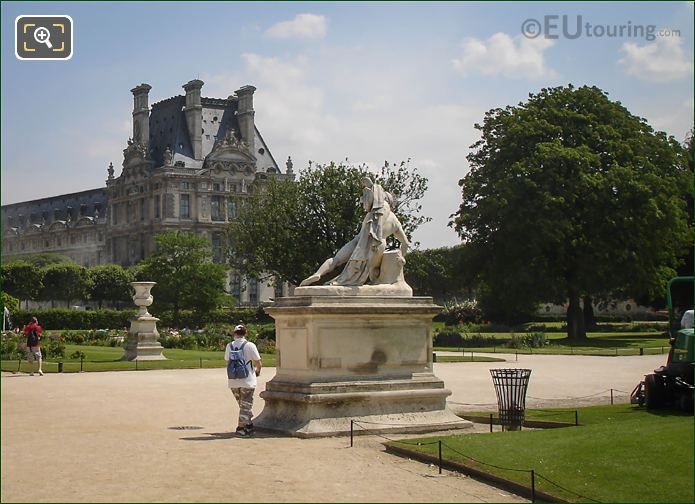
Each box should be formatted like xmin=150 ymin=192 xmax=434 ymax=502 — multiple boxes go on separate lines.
xmin=122 ymin=281 xmax=166 ymax=361
xmin=255 ymin=295 xmax=471 ymax=437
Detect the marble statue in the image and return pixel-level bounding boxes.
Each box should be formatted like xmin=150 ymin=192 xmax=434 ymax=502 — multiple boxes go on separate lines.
xmin=300 ymin=177 xmax=408 ymax=288
xmin=163 ymin=146 xmax=173 ymax=166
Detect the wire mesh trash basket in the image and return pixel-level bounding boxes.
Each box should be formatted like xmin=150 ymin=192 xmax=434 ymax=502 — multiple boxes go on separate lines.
xmin=490 ymin=368 xmax=532 ymax=431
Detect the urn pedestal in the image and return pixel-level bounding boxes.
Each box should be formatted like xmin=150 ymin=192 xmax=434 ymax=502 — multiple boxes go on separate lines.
xmin=254 ymin=295 xmax=470 ymax=437
xmin=122 ymin=282 xmax=166 ymax=361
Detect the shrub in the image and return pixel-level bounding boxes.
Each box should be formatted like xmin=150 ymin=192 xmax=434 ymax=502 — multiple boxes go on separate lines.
xmin=43 ymin=334 xmax=66 ymax=358
xmin=437 ymin=299 xmax=483 ymax=326
xmin=1 ymin=332 xmax=23 ymax=360
xmin=505 ymin=331 xmax=547 ymax=349
xmin=433 ymin=331 xmax=462 ymax=347
xmin=14 ymin=309 xmax=135 ymax=330
xmin=70 ymin=350 xmax=86 ymax=360
xmin=255 ymin=338 xmax=276 ymax=354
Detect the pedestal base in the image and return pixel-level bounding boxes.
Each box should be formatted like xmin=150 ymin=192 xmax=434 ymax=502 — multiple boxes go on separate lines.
xmin=256 ymin=296 xmax=471 ymax=437
xmin=122 ymin=316 xmax=166 ymax=361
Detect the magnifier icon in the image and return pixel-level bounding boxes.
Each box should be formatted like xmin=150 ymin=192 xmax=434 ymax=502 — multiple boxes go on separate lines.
xmin=34 ymin=26 xmax=53 ymax=49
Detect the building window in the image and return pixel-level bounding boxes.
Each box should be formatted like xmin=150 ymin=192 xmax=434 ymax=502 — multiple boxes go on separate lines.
xmin=212 ymin=233 xmax=223 ymax=263
xmin=180 ymin=194 xmax=190 ymax=219
xmin=140 ymin=199 xmax=145 ymax=221
xmin=231 ymin=274 xmax=241 ymax=299
xmin=228 ymin=199 xmax=236 ymax=219
xmin=213 ymin=183 xmax=221 ymax=192
xmin=249 ymin=277 xmax=259 ymax=306
xmin=155 ymin=195 xmax=161 ymax=218
xmin=182 ymin=182 xmax=190 ymax=190
xmin=211 ymin=196 xmax=223 ymax=221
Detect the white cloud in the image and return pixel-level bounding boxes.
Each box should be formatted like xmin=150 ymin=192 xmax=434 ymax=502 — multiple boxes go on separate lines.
xmin=619 ymin=37 xmax=694 ymax=83
xmin=452 ymin=32 xmax=557 ymax=80
xmin=265 ymin=13 xmax=327 ymax=40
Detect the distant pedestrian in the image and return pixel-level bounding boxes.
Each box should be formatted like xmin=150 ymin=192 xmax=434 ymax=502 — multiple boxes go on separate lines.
xmin=224 ymin=324 xmax=262 ymax=437
xmin=22 ymin=317 xmax=43 ymax=376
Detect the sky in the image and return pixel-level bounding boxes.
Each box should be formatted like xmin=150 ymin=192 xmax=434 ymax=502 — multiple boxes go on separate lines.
xmin=1 ymin=1 xmax=693 ymax=249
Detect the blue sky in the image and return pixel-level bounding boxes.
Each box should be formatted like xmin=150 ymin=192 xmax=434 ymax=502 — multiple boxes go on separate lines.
xmin=2 ymin=1 xmax=693 ymax=248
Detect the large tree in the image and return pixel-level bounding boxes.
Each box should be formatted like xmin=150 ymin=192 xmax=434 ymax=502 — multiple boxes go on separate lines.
xmin=88 ymin=264 xmax=133 ymax=309
xmin=41 ymin=263 xmax=92 ymax=308
xmin=1 ymin=261 xmax=44 ymax=309
xmin=227 ymin=161 xmax=430 ymax=285
xmin=451 ymin=85 xmax=691 ymax=338
xmin=139 ymin=231 xmax=227 ymax=325
xmin=404 ymin=245 xmax=474 ymax=300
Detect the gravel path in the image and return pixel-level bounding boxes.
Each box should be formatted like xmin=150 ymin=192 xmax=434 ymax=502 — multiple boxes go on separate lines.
xmin=1 ymin=354 xmax=663 ymax=502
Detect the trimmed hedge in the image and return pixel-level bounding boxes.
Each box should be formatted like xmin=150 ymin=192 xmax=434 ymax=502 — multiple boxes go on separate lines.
xmin=14 ymin=306 xmax=273 ymax=330
xmin=15 ymin=309 xmax=135 ymax=330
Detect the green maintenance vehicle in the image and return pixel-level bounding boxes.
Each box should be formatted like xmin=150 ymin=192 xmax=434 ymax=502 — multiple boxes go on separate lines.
xmin=631 ymin=276 xmax=694 ymax=413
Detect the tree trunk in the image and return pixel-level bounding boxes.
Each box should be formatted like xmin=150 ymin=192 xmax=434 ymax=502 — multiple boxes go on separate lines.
xmin=583 ymin=296 xmax=597 ymax=331
xmin=173 ymin=302 xmax=180 ymax=328
xmin=566 ymin=292 xmax=587 ymax=340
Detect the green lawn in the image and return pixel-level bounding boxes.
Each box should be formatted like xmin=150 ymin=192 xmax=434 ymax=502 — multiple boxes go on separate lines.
xmin=389 ymin=404 xmax=693 ymax=503
xmin=435 ymin=331 xmax=671 ymax=356
xmin=436 ymin=355 xmax=505 ymax=363
xmin=1 ymin=344 xmax=276 ymax=373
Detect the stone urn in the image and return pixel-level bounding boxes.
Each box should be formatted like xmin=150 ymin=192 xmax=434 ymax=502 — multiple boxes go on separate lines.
xmin=122 ymin=281 xmax=166 ymax=361
xmin=132 ymin=281 xmax=156 ymax=317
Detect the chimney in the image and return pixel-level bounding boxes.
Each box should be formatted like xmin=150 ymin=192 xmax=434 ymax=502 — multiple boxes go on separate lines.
xmin=130 ymin=83 xmax=152 ymax=148
xmin=235 ymin=85 xmax=256 ymax=154
xmin=183 ymin=79 xmax=204 ymax=160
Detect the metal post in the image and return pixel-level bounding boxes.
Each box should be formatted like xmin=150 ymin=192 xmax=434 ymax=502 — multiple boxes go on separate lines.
xmin=199 ymin=357 xmax=202 ymax=368
xmin=80 ymin=356 xmax=83 ymax=372
xmin=58 ymin=361 xmax=63 ymax=373
xmin=470 ymin=351 xmax=474 ymax=361
xmin=575 ymin=410 xmax=578 ymax=426
xmin=17 ymin=359 xmax=21 ymax=373
xmin=615 ymin=347 xmax=618 ymax=356
xmin=438 ymin=440 xmax=442 ymax=474
xmin=350 ymin=420 xmax=354 ymax=447
xmin=515 ymin=351 xmax=518 ymax=362
xmin=489 ymin=413 xmax=493 ymax=433
xmin=531 ymin=470 xmax=536 ymax=503
xmin=136 ymin=359 xmax=138 ymax=371
xmin=610 ymin=389 xmax=614 ymax=405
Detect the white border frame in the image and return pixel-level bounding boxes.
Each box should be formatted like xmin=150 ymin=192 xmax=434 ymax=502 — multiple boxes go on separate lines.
xmin=15 ymin=14 xmax=74 ymax=61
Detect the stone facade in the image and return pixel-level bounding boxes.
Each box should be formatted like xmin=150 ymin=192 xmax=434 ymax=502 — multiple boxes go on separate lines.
xmin=1 ymin=80 xmax=293 ymax=305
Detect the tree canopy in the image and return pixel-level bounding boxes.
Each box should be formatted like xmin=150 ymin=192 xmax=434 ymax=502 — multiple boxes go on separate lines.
xmin=41 ymin=263 xmax=91 ymax=308
xmin=88 ymin=265 xmax=133 ymax=309
xmin=1 ymin=261 xmax=44 ymax=308
xmin=139 ymin=231 xmax=227 ymax=325
xmin=404 ymin=245 xmax=474 ymax=300
xmin=227 ymin=160 xmax=430 ymax=285
xmin=451 ymin=85 xmax=691 ymax=337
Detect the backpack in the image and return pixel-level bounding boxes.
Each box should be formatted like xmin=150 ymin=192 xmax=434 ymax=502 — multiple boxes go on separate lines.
xmin=227 ymin=341 xmax=251 ymax=379
xmin=27 ymin=327 xmax=39 ymax=347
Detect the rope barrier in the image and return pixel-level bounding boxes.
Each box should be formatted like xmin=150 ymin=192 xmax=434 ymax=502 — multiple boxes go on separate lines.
xmin=535 ymin=473 xmax=602 ymax=503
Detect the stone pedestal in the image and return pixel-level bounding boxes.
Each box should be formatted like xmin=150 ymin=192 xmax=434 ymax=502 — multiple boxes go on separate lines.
xmin=122 ymin=282 xmax=165 ymax=361
xmin=255 ymin=296 xmax=470 ymax=437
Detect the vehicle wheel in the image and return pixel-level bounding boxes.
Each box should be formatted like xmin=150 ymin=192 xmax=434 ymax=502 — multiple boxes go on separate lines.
xmin=645 ymin=374 xmax=664 ymax=409
xmin=678 ymin=392 xmax=694 ymax=414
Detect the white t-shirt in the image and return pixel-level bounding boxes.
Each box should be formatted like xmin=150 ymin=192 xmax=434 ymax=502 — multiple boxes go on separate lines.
xmin=681 ymin=310 xmax=694 ymax=329
xmin=224 ymin=338 xmax=261 ymax=389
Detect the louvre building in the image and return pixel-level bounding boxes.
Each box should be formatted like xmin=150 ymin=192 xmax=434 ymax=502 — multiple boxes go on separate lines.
xmin=1 ymin=80 xmax=294 ymax=305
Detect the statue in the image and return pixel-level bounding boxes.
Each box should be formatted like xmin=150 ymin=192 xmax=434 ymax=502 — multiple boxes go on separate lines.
xmin=286 ymin=156 xmax=294 ymax=174
xmin=107 ymin=162 xmax=115 ymax=180
xmin=300 ymin=177 xmax=408 ymax=287
xmin=163 ymin=146 xmax=173 ymax=166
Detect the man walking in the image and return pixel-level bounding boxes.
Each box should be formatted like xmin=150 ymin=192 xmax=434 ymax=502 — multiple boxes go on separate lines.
xmin=22 ymin=317 xmax=43 ymax=376
xmin=224 ymin=324 xmax=262 ymax=437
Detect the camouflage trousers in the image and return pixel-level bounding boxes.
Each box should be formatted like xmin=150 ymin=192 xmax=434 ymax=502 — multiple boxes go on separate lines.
xmin=231 ymin=387 xmax=255 ymax=424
